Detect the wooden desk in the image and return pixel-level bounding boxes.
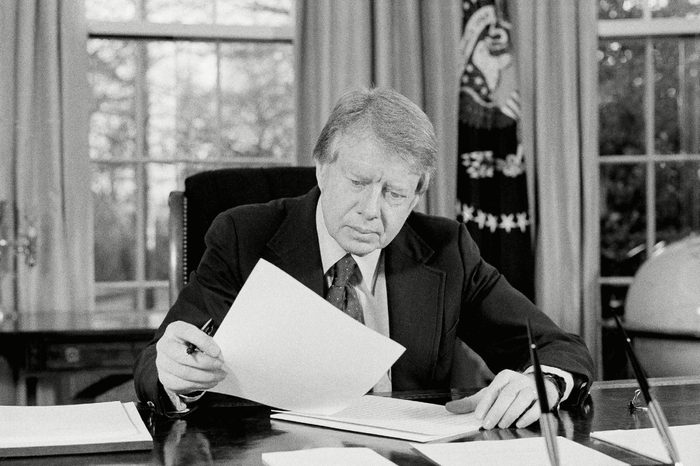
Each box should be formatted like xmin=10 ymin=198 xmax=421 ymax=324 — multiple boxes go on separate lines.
xmin=0 ymin=310 xmax=162 ymax=405
xmin=2 ymin=377 xmax=699 ymax=465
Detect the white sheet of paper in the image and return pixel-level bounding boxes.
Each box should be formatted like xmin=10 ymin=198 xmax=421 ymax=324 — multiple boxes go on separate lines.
xmin=262 ymin=447 xmax=396 ymax=466
xmin=412 ymin=436 xmax=629 ymax=466
xmin=0 ymin=401 xmax=151 ymax=448
xmin=271 ymin=395 xmax=482 ymax=443
xmin=210 ymin=259 xmax=405 ymax=415
xmin=591 ymin=424 xmax=700 ymax=464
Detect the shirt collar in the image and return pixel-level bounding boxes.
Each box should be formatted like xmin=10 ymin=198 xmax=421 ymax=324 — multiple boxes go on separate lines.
xmin=315 ymin=201 xmax=381 ymax=284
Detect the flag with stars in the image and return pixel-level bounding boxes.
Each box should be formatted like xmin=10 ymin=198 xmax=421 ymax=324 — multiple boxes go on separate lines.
xmin=456 ymin=0 xmax=534 ymax=299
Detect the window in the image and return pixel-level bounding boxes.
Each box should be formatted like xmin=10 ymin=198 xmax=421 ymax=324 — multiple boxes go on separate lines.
xmin=86 ymin=0 xmax=295 ymax=311
xmin=597 ymin=0 xmax=700 ymax=376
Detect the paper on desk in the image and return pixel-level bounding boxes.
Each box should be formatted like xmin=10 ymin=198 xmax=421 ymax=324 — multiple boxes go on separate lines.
xmin=591 ymin=424 xmax=700 ymax=464
xmin=262 ymin=447 xmax=397 ymax=466
xmin=412 ymin=436 xmax=629 ymax=466
xmin=210 ymin=259 xmax=405 ymax=415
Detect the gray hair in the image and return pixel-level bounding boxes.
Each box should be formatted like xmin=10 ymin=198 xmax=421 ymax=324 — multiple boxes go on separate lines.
xmin=312 ymin=87 xmax=437 ymax=194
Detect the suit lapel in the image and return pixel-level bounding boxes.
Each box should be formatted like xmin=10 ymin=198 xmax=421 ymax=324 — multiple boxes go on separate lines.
xmin=386 ymin=219 xmax=445 ymax=386
xmin=264 ymin=187 xmax=325 ymax=297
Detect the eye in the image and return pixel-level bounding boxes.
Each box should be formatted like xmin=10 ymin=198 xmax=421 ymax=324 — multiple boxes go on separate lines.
xmin=350 ymin=179 xmax=363 ymax=186
xmin=385 ymin=190 xmax=408 ymax=204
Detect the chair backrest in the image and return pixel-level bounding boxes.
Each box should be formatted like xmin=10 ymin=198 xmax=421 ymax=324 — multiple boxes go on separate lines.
xmin=168 ymin=166 xmax=318 ymax=304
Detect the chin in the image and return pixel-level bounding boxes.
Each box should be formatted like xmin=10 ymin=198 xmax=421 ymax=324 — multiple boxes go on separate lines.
xmin=342 ymin=239 xmax=381 ymax=256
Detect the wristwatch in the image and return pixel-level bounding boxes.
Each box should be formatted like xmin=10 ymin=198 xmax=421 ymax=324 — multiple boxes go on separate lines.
xmin=542 ymin=372 xmax=566 ymax=406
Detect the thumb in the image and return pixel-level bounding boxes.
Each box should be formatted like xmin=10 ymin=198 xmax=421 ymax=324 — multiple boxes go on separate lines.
xmin=445 ymin=388 xmax=485 ymax=414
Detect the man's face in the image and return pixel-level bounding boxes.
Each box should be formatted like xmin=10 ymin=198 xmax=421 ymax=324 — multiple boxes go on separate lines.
xmin=316 ymin=136 xmax=422 ymax=256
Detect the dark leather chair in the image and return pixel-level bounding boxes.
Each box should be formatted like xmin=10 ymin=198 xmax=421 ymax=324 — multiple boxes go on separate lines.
xmin=168 ymin=166 xmax=318 ymax=304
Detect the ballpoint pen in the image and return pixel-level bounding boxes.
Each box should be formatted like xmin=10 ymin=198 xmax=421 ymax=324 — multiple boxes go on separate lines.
xmin=186 ymin=318 xmax=215 ymax=355
xmin=612 ymin=313 xmax=684 ymax=466
xmin=526 ymin=319 xmax=560 ymax=466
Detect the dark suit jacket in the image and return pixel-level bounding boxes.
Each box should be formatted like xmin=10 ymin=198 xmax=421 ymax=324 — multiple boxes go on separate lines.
xmin=134 ymin=187 xmax=593 ymax=413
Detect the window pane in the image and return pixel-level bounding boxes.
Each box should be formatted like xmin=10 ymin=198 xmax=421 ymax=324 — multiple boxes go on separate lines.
xmin=216 ymin=0 xmax=293 ymax=26
xmin=147 ymin=41 xmax=219 ymax=160
xmin=146 ymin=0 xmax=215 ymax=24
xmin=598 ymin=0 xmax=644 ymax=19
xmin=219 ymin=43 xmax=294 ymax=161
xmin=146 ymin=287 xmax=170 ymax=311
xmin=656 ymin=161 xmax=700 ymax=244
xmin=85 ymin=0 xmax=137 ymax=22
xmin=88 ymin=39 xmax=137 ymax=160
xmin=95 ymin=288 xmax=138 ymax=311
xmin=145 ymin=164 xmax=178 ymax=281
xmin=652 ymin=0 xmax=700 ymax=18
xmin=680 ymin=37 xmax=700 ymax=154
xmin=653 ymin=36 xmax=700 ymax=155
xmin=598 ymin=39 xmax=646 ymax=155
xmin=600 ymin=164 xmax=647 ymax=276
xmin=93 ymin=164 xmax=137 ymax=281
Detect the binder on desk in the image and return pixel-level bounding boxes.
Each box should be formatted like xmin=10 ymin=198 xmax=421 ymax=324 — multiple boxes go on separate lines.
xmin=0 ymin=401 xmax=152 ymax=457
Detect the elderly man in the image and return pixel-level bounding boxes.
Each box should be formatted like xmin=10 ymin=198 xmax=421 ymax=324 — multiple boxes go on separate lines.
xmin=135 ymin=87 xmax=593 ymax=430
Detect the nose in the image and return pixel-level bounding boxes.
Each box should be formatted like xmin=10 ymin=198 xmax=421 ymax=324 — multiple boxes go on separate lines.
xmin=357 ymin=184 xmax=382 ymax=219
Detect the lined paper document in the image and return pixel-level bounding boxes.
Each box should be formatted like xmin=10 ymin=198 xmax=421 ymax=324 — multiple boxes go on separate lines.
xmin=211 ymin=259 xmax=405 ymax=415
xmin=0 ymin=401 xmax=152 ymax=457
xmin=271 ymin=395 xmax=482 ymax=442
xmin=262 ymin=447 xmax=396 ymax=465
xmin=591 ymin=424 xmax=700 ymax=464
xmin=412 ymin=436 xmax=629 ymax=466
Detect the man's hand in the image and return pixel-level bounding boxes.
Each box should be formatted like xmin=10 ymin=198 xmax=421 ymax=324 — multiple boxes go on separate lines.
xmin=155 ymin=321 xmax=227 ymax=395
xmin=445 ymin=369 xmax=559 ymax=429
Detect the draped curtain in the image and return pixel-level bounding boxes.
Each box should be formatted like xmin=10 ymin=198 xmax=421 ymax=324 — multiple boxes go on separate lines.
xmin=0 ymin=0 xmax=94 ymax=316
xmin=511 ymin=0 xmax=600 ymax=371
xmin=295 ymin=0 xmax=462 ymax=217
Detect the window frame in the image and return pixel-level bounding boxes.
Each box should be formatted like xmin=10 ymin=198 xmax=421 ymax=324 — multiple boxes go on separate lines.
xmin=87 ymin=15 xmax=294 ymax=311
xmin=598 ymin=14 xmax=700 ymax=292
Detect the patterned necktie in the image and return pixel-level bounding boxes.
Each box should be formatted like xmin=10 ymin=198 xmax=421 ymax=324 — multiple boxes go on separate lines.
xmin=326 ymin=254 xmax=365 ymax=324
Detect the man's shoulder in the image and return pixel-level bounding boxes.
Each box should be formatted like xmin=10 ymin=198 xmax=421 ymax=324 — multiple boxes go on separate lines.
xmin=405 ymin=211 xmax=464 ymax=248
xmin=407 ymin=210 xmax=461 ymax=233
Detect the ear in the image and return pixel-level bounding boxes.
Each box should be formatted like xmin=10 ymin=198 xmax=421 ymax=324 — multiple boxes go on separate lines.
xmin=409 ymin=193 xmax=421 ymax=211
xmin=315 ymin=162 xmax=327 ymax=191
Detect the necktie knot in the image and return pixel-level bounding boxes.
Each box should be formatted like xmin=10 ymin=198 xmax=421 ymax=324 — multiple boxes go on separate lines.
xmin=331 ymin=254 xmax=359 ymax=287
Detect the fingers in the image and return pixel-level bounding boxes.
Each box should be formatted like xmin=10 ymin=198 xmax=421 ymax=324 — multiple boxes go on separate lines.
xmin=156 ymin=320 xmax=227 ymax=394
xmin=450 ymin=369 xmax=545 ymax=430
xmin=445 ymin=387 xmax=486 ymax=414
xmin=515 ymin=402 xmax=541 ymax=428
xmin=166 ymin=320 xmax=222 ymax=358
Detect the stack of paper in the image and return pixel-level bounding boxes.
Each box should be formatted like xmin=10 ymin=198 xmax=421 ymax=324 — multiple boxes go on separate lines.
xmin=0 ymin=401 xmax=152 ymax=457
xmin=412 ymin=436 xmax=629 ymax=466
xmin=271 ymin=395 xmax=482 ymax=443
xmin=262 ymin=447 xmax=396 ymax=465
xmin=591 ymin=424 xmax=700 ymax=464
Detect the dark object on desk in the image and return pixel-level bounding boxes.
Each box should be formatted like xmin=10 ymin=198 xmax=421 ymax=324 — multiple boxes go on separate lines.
xmin=612 ymin=313 xmax=683 ymax=466
xmin=167 ymin=166 xmax=318 ymax=304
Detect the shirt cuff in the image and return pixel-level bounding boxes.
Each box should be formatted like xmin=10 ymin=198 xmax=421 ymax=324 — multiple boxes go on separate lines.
xmin=164 ymin=387 xmax=205 ymax=414
xmin=523 ymin=365 xmax=574 ymax=403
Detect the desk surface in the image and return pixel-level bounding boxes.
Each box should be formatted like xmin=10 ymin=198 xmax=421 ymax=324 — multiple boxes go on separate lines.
xmin=2 ymin=376 xmax=699 ymax=465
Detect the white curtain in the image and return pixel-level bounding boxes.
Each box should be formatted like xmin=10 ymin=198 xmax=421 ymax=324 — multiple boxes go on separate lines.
xmin=512 ymin=0 xmax=600 ymax=373
xmin=295 ymin=0 xmax=462 ymax=217
xmin=0 ymin=0 xmax=94 ymax=316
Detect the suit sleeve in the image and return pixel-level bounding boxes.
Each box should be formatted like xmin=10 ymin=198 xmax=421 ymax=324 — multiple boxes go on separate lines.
xmin=455 ymin=223 xmax=594 ymax=406
xmin=133 ymin=212 xmax=244 ymax=413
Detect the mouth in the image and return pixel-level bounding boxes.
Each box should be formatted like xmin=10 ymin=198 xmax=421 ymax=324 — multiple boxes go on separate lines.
xmin=350 ymin=227 xmax=380 ymax=237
